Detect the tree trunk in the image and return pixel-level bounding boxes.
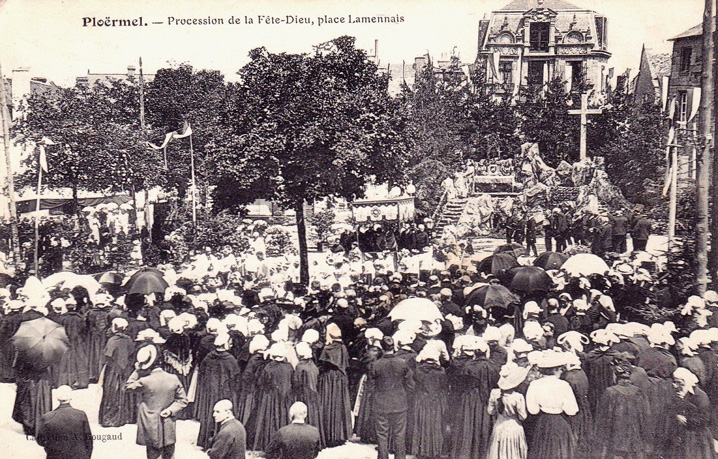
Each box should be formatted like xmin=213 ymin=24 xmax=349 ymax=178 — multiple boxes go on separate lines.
xmin=295 ymin=199 xmax=310 ymax=285
xmin=71 ymin=182 xmax=80 ymax=218
xmin=696 ymin=0 xmax=714 ymax=294
xmin=710 ymin=9 xmax=718 ymax=285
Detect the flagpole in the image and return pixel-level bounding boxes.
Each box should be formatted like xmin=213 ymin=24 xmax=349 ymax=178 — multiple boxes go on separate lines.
xmin=0 ymin=61 xmax=20 ymax=270
xmin=34 ymin=151 xmax=42 ymax=276
xmin=189 ymin=134 xmax=196 ymax=224
xmin=139 ymin=57 xmax=146 ymax=131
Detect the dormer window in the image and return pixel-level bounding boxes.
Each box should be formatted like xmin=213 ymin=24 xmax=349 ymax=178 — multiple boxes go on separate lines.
xmin=530 ymin=22 xmax=550 ymax=52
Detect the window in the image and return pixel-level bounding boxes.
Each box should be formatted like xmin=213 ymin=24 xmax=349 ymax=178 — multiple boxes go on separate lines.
xmin=528 ymin=61 xmax=546 ymax=85
xmin=680 ymin=48 xmax=692 ymax=72
xmin=678 ymin=90 xmax=688 ymax=123
xmin=499 ymin=61 xmax=513 ymax=84
xmin=568 ymin=61 xmax=583 ymax=88
xmin=529 ymin=22 xmax=550 ymax=52
xmin=595 ymin=16 xmax=608 ymax=50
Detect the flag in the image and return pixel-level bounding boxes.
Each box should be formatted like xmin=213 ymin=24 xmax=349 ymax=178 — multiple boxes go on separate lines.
xmin=39 ymin=146 xmax=48 ymax=173
xmin=147 ymin=121 xmax=193 ymax=150
xmin=148 ymin=132 xmax=174 ymax=150
xmin=489 ymin=51 xmax=501 ymax=81
xmin=689 ymin=87 xmax=701 ymax=122
xmin=661 ymin=76 xmax=669 ymax=112
xmin=172 ymin=121 xmax=192 ymax=139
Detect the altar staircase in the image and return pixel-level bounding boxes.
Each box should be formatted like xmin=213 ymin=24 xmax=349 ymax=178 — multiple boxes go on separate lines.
xmin=434 ymin=196 xmax=469 ymax=234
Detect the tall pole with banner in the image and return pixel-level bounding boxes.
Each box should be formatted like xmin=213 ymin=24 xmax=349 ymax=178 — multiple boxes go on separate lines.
xmin=33 ymin=146 xmax=47 ymax=275
xmin=0 ymin=61 xmax=20 ymax=270
xmin=695 ymin=0 xmax=714 ymax=294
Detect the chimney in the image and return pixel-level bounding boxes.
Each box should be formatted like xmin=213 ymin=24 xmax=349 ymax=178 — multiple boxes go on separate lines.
xmin=127 ymin=65 xmax=136 ymax=76
xmin=413 ymin=56 xmax=427 ymax=73
xmin=11 ymin=68 xmax=31 ymax=120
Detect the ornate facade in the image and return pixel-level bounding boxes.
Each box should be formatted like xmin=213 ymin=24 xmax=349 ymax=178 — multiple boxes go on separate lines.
xmin=475 ymin=0 xmax=611 ymax=97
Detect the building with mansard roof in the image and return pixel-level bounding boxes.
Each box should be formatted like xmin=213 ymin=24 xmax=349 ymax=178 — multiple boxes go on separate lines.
xmin=475 ymin=0 xmax=610 ymax=98
xmin=632 ymin=42 xmax=671 ymax=106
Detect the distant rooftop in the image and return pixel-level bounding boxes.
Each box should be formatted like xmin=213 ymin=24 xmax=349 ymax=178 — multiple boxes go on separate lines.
xmin=644 ymin=43 xmax=672 ymax=79
xmin=499 ymin=0 xmax=584 ymax=11
xmin=670 ymin=23 xmax=703 ymax=41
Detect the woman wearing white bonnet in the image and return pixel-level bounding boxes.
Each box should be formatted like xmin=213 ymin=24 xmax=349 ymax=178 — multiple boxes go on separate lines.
xmin=99 ymin=317 xmax=134 ymax=427
xmin=292 ymin=341 xmax=322 ymax=430
xmin=411 ymin=344 xmax=448 ymax=459
xmin=667 ymin=367 xmax=714 ymax=458
xmin=451 ymin=336 xmax=498 ymax=459
xmin=364 ymin=327 xmax=384 ymax=349
xmin=483 ymin=326 xmax=507 ymax=366
xmin=252 ymin=341 xmax=294 ymax=450
xmin=677 ymin=336 xmax=706 ymax=385
xmin=561 ymin=351 xmax=593 ymax=456
xmin=509 ymin=339 xmax=534 ymax=367
xmin=636 ymin=324 xmax=678 ymax=379
xmin=161 ymin=317 xmax=194 ymax=416
xmin=236 ymin=334 xmax=270 ymax=439
xmin=522 ymin=321 xmax=545 ymax=350
xmin=583 ymin=329 xmax=620 ymax=413
xmin=557 ymin=331 xmax=590 ymax=354
xmin=498 ymin=323 xmax=515 ymax=348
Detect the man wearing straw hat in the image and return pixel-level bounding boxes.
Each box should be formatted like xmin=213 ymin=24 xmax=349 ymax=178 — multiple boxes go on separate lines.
xmin=126 ymin=344 xmax=188 ymax=459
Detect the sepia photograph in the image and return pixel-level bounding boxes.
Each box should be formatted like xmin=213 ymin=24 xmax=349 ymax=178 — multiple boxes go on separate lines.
xmin=0 ymin=0 xmax=715 ymax=457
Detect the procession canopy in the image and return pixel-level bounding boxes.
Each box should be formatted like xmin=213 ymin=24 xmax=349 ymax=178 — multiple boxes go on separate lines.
xmin=351 ymin=182 xmax=415 ymax=223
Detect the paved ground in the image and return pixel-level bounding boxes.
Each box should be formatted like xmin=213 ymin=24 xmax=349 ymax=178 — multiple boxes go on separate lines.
xmin=0 ymin=383 xmax=399 ymax=459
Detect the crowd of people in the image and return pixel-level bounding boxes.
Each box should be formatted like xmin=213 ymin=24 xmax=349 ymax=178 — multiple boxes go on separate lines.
xmin=1 ymin=224 xmax=715 ymax=459
xmin=504 ymin=207 xmax=653 ymax=258
xmin=341 ymin=222 xmax=433 ymax=255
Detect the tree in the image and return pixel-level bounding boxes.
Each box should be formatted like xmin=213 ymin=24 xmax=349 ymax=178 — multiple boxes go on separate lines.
xmin=597 ymin=101 xmax=666 ymax=211
xmin=398 ymin=57 xmax=520 ymax=215
xmin=210 ymin=36 xmax=409 ymax=284
xmin=145 ymin=65 xmax=228 ymax=209
xmin=397 ymin=57 xmax=470 ymax=168
xmin=16 ymin=79 xmax=165 ymax=219
xmin=517 ymin=78 xmax=579 ymax=167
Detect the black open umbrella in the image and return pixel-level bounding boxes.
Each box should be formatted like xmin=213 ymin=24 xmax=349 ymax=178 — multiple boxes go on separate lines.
xmin=464 ymin=284 xmax=520 ymax=310
xmin=533 ymin=252 xmax=569 ymax=270
xmin=502 ymin=266 xmax=553 ymax=295
xmin=125 ymin=271 xmax=169 ymax=295
xmin=12 ymin=317 xmax=69 ymax=371
xmin=494 ymin=243 xmax=527 ymax=258
xmin=477 ymin=253 xmax=519 ymax=276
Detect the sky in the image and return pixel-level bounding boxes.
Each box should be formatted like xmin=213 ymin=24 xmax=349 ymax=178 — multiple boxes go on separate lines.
xmin=0 ymin=0 xmax=706 ymax=87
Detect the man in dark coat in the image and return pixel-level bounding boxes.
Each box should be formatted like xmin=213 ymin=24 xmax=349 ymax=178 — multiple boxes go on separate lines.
xmin=265 ymin=402 xmax=321 ymax=459
xmin=368 ymin=336 xmax=415 ymax=459
xmin=525 ymin=215 xmax=538 ymax=256
xmin=195 ymin=334 xmax=241 ymax=450
xmin=544 ymin=298 xmax=569 ymax=337
xmin=631 ymin=215 xmax=652 ymax=252
xmin=126 ymin=344 xmax=188 ymax=459
xmin=207 ymin=399 xmax=246 ymax=459
xmin=610 ymin=211 xmax=629 ymax=253
xmin=36 ymin=385 xmax=93 ymax=459
xmin=551 ymin=208 xmax=569 ymax=252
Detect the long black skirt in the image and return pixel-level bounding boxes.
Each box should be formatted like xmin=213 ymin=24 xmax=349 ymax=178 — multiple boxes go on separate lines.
xmin=318 ymin=369 xmax=352 ymax=447
xmin=528 ymin=413 xmax=575 ymax=459
xmin=99 ymin=364 xmax=132 ymax=427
